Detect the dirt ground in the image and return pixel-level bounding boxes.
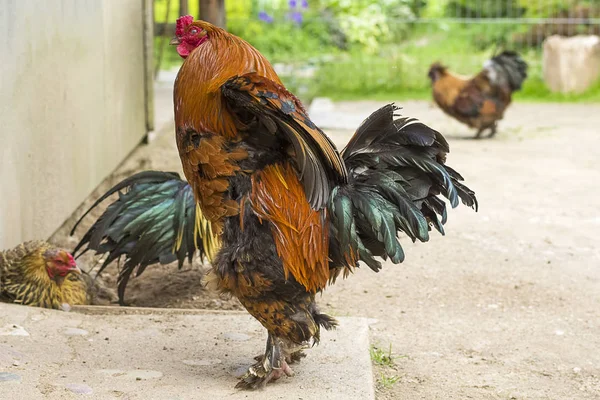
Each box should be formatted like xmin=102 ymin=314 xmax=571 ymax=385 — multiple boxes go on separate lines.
xmin=52 ymin=98 xmax=600 ymax=399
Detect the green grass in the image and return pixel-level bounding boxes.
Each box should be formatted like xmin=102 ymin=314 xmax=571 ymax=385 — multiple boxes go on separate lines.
xmin=370 ymin=344 xmax=395 ymax=367
xmin=310 ymin=66 xmax=600 ymax=103
xmin=516 ymin=77 xmax=600 ymax=103
xmin=370 ymin=344 xmax=407 ymax=366
xmin=378 ymin=373 xmax=401 ymax=389
xmin=304 ymin=43 xmax=600 ymax=103
xmin=371 ymin=344 xmax=405 ymax=390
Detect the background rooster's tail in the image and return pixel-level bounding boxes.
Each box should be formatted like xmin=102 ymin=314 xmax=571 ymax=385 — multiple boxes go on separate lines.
xmin=486 ymin=50 xmax=528 ymax=91
xmin=329 ymin=104 xmax=477 ymax=272
xmin=71 ymin=171 xmax=211 ymax=305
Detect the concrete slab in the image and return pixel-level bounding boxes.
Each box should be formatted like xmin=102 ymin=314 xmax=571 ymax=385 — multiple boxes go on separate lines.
xmin=0 ymin=304 xmax=374 ymax=399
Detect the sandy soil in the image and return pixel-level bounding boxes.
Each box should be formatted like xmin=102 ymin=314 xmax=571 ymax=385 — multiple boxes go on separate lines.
xmin=52 ymin=98 xmax=600 ymax=399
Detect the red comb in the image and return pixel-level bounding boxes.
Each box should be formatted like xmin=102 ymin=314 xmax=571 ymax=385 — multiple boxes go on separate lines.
xmin=176 ymin=15 xmax=194 ymax=36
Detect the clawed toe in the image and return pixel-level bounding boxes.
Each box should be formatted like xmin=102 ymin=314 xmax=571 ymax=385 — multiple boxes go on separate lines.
xmin=235 ymin=360 xmax=294 ymax=390
xmin=281 ymin=361 xmax=295 ymax=377
xmin=237 ymin=334 xmax=303 ymax=389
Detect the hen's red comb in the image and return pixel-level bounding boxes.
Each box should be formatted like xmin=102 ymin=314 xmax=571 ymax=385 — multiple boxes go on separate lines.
xmin=176 ymin=15 xmax=194 ymax=36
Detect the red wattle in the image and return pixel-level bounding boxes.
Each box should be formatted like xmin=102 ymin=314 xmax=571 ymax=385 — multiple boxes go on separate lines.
xmin=177 ymin=43 xmax=191 ymax=58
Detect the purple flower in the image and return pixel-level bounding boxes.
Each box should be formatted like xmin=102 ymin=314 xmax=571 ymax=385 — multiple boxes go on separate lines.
xmin=289 ymin=11 xmax=303 ymax=24
xmin=258 ymin=11 xmax=274 ymax=24
xmin=301 ymin=0 xmax=308 ymax=8
xmin=289 ymin=0 xmax=297 ymax=7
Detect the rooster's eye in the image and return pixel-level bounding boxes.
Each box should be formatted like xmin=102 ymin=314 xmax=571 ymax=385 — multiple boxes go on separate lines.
xmin=190 ymin=28 xmax=199 ymax=35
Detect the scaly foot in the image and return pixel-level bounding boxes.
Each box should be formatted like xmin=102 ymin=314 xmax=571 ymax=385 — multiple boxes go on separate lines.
xmin=238 ymin=333 xmax=297 ymax=389
xmin=236 ymin=358 xmax=294 ymax=389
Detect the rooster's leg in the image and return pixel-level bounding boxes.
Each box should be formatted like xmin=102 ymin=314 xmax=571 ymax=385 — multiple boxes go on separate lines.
xmin=253 ymin=346 xmax=306 ymax=364
xmin=488 ymin=123 xmax=498 ymax=138
xmin=236 ymin=333 xmax=294 ymax=389
xmin=474 ymin=128 xmax=485 ymax=139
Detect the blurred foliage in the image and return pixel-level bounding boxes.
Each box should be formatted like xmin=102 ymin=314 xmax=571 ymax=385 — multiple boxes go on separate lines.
xmin=154 ymin=0 xmax=600 ymax=102
xmin=228 ymin=15 xmax=342 ymax=62
xmin=314 ymin=0 xmax=416 ymax=51
xmin=518 ymin=0 xmax=574 ymax=18
xmin=445 ymin=0 xmax=525 ymax=18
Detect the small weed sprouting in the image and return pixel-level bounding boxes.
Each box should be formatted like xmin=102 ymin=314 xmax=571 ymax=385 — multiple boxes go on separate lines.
xmin=371 ymin=344 xmax=408 ymax=390
xmin=371 ymin=343 xmax=409 ymax=367
xmin=378 ymin=373 xmax=400 ymax=389
xmin=370 ymin=344 xmax=395 ymax=367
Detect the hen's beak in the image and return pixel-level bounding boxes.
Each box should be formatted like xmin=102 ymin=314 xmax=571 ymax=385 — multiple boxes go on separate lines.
xmin=169 ymin=37 xmax=181 ymax=45
xmin=69 ymin=265 xmax=82 ymax=275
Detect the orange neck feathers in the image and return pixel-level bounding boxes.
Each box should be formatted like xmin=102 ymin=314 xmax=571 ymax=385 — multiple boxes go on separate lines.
xmin=174 ymin=28 xmax=282 ymax=139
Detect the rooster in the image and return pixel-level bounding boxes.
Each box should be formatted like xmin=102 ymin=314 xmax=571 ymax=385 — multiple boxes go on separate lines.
xmin=75 ymin=16 xmax=477 ymax=389
xmin=0 ymin=240 xmax=113 ymax=309
xmin=171 ymin=16 xmax=477 ymax=388
xmin=428 ymin=51 xmax=528 ymax=138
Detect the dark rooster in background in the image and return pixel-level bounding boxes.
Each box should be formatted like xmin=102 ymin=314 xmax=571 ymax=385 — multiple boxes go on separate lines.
xmin=428 ymin=51 xmax=528 ymax=138
xmin=74 ymin=16 xmax=478 ymax=389
xmin=0 ymin=241 xmax=114 ymax=309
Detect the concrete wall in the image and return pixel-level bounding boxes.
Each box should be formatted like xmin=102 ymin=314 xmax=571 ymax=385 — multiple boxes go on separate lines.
xmin=0 ymin=0 xmax=151 ymax=248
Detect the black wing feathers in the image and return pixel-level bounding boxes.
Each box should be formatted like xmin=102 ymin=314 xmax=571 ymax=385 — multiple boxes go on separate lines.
xmin=222 ymin=73 xmax=348 ymax=209
xmin=330 ymin=104 xmax=477 ymax=272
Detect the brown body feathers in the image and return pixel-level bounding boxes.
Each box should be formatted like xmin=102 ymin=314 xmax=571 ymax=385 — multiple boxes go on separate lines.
xmin=249 ymin=163 xmax=330 ymax=292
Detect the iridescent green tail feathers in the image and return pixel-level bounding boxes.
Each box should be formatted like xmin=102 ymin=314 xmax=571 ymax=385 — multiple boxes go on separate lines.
xmin=328 ymin=104 xmax=478 ymax=273
xmin=71 ymin=171 xmax=206 ymax=305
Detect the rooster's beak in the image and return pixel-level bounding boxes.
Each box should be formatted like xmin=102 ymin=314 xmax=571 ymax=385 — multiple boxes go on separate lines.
xmin=169 ymin=37 xmax=181 ymax=45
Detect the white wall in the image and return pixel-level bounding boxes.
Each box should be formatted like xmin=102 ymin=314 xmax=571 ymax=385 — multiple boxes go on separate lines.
xmin=0 ymin=0 xmax=151 ymax=248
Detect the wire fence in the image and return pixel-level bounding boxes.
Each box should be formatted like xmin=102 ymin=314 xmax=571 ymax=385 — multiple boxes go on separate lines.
xmin=155 ymin=0 xmax=600 ymax=99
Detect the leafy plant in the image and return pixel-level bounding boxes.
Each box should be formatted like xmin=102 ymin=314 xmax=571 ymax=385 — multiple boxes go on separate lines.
xmin=319 ymin=0 xmax=416 ymax=50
